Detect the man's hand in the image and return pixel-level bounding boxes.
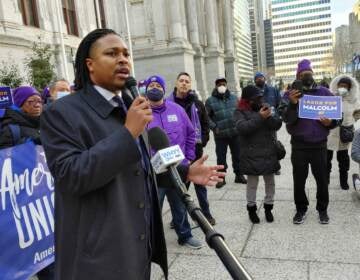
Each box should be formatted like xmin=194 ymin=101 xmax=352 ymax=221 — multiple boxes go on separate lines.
xmin=187 ymin=155 xmax=225 ymax=186
xmin=319 ymin=117 xmax=332 ymax=127
xmin=125 ymin=96 xmax=153 ymax=138
xmin=288 ymin=90 xmax=302 ymax=104
xmin=259 ymin=106 xmax=271 ymax=119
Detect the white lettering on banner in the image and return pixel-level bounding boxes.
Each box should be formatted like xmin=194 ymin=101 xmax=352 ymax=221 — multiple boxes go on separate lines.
xmin=0 ymin=153 xmax=55 ymax=249
xmin=14 ymin=194 xmax=55 ymax=249
xmin=0 ymin=96 xmax=9 ymax=102
xmin=34 ymin=245 xmax=55 ymax=264
xmin=303 ymin=105 xmax=338 ymax=111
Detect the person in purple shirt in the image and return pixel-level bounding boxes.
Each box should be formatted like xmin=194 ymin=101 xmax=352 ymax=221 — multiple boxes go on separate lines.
xmin=279 ymin=59 xmax=341 ymax=225
xmin=146 ymin=75 xmax=203 ymax=249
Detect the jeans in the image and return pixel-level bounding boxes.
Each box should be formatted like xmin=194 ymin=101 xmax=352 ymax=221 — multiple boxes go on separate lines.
xmin=246 ymin=174 xmax=275 ymax=206
xmin=214 ymin=136 xmax=241 ymax=174
xmin=291 ymin=148 xmax=329 ymax=212
xmin=158 ymin=187 xmax=192 ymax=244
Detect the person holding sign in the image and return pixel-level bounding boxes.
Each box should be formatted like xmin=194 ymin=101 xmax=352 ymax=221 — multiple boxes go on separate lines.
xmin=279 ymin=59 xmax=341 ymax=225
xmin=327 ymin=75 xmax=360 ymax=190
xmin=40 ymin=29 xmax=224 ymax=280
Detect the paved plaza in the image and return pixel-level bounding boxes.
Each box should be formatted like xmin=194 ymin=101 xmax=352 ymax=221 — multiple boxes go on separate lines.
xmin=151 ymin=127 xmax=360 ymax=280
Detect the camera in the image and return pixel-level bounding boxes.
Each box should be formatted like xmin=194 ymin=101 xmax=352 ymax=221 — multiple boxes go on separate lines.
xmin=291 ymin=80 xmax=304 ymax=97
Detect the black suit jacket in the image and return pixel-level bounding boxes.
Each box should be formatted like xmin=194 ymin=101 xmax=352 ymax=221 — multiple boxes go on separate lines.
xmin=40 ymin=84 xmax=168 ymax=280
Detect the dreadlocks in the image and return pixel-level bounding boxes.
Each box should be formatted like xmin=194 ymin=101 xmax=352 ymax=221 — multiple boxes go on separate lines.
xmin=74 ymin=28 xmax=118 ymax=90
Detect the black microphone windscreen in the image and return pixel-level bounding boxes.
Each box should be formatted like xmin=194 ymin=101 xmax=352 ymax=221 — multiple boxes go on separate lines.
xmin=148 ymin=127 xmax=170 ymax=151
xmin=125 ymin=76 xmax=138 ymax=89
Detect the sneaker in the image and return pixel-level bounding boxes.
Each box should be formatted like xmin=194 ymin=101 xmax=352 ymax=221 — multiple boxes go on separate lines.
xmin=352 ymin=174 xmax=360 ymax=191
xmin=205 ymin=214 xmax=216 ymax=226
xmin=293 ymin=211 xmax=306 ymax=224
xmin=318 ymin=211 xmax=329 ymax=224
xmin=181 ymin=237 xmax=204 ymax=249
xmin=216 ymin=178 xmax=226 ymax=189
xmin=235 ymin=174 xmax=247 ymax=184
xmin=169 ymin=221 xmax=175 ymax=229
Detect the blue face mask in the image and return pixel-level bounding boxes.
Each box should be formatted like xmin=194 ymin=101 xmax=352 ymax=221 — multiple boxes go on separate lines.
xmin=146 ymin=88 xmax=164 ymax=102
xmin=56 ymin=91 xmax=70 ymax=99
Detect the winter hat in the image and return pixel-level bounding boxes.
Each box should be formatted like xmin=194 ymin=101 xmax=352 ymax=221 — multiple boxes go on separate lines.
xmin=215 ymin=77 xmax=227 ymax=85
xmin=146 ymin=75 xmax=166 ymax=92
xmin=338 ymin=77 xmax=352 ymax=89
xmin=296 ymin=59 xmax=313 ymax=77
xmin=13 ymin=86 xmax=40 ymax=107
xmin=241 ymin=85 xmax=263 ymax=100
xmin=254 ymin=72 xmax=265 ymax=81
xmin=41 ymin=86 xmax=50 ymax=101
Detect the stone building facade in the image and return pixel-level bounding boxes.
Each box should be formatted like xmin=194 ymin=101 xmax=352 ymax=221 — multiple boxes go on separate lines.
xmin=0 ymin=0 xmax=241 ymax=98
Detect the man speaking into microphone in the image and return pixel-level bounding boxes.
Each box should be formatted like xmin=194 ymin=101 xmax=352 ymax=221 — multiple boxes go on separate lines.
xmin=40 ymin=29 xmax=224 ymax=280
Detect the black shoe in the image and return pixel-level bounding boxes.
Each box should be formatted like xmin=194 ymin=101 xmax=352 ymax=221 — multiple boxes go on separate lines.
xmin=340 ymin=172 xmax=350 ymax=190
xmin=170 ymin=221 xmax=175 ymax=229
xmin=247 ymin=205 xmax=260 ymax=224
xmin=275 ymin=170 xmax=281 ymax=176
xmin=264 ymin=204 xmax=274 ymax=223
xmin=205 ymin=214 xmax=216 ymax=225
xmin=318 ymin=210 xmax=329 ymax=224
xmin=352 ymin=173 xmax=360 ymax=191
xmin=216 ymin=178 xmax=226 ymax=189
xmin=235 ymin=174 xmax=247 ymax=184
xmin=293 ymin=211 xmax=306 ymax=224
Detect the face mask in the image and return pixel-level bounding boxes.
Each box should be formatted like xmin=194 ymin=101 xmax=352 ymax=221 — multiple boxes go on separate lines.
xmin=301 ymin=74 xmax=314 ymax=88
xmin=56 ymin=91 xmax=70 ymax=99
xmin=146 ymin=88 xmax=164 ymax=102
xmin=139 ymin=87 xmax=146 ymax=95
xmin=338 ymin=87 xmax=349 ymax=96
xmin=256 ymin=80 xmax=265 ymax=88
xmin=217 ymin=86 xmax=227 ymax=94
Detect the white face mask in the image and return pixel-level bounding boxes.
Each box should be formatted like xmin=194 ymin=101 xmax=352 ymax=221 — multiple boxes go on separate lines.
xmin=337 ymin=87 xmax=349 ymax=96
xmin=56 ymin=91 xmax=70 ymax=99
xmin=217 ymin=85 xmax=227 ymax=94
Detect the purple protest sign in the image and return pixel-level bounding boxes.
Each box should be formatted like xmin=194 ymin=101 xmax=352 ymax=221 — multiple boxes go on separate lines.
xmin=299 ymin=95 xmax=342 ymax=120
xmin=0 ymin=86 xmax=13 ymax=109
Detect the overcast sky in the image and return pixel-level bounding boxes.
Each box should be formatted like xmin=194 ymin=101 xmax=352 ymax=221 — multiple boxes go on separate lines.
xmin=332 ymin=0 xmax=357 ymax=30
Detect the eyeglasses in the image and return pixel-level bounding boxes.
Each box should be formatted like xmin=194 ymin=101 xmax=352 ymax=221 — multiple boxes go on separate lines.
xmin=26 ymin=100 xmax=43 ymax=106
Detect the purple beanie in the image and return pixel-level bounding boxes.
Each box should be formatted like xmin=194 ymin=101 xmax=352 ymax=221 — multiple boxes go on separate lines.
xmin=13 ymin=86 xmax=40 ymax=107
xmin=41 ymin=86 xmax=50 ymax=101
xmin=138 ymin=79 xmax=147 ymax=88
xmin=146 ymin=75 xmax=166 ymax=92
xmin=296 ymin=59 xmax=313 ymax=77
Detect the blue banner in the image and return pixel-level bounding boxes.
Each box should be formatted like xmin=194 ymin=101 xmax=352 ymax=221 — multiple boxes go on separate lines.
xmin=299 ymin=95 xmax=342 ymax=120
xmin=0 ymin=86 xmax=13 ymax=109
xmin=0 ymin=142 xmax=55 ymax=280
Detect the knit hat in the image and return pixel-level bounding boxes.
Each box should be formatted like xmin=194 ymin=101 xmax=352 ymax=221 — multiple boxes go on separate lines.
xmin=296 ymin=59 xmax=313 ymax=77
xmin=41 ymin=86 xmax=50 ymax=101
xmin=241 ymin=85 xmax=263 ymax=100
xmin=254 ymin=72 xmax=265 ymax=81
xmin=215 ymin=77 xmax=227 ymax=85
xmin=146 ymin=75 xmax=166 ymax=92
xmin=338 ymin=77 xmax=352 ymax=89
xmin=13 ymin=86 xmax=40 ymax=107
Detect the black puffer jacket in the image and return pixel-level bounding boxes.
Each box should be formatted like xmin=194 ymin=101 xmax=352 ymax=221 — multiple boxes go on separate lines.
xmin=234 ymin=108 xmax=282 ymax=175
xmin=0 ymin=108 xmax=41 ymax=149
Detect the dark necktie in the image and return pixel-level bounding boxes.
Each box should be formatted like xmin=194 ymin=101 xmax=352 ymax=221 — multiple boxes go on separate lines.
xmin=112 ymin=95 xmax=127 ymax=118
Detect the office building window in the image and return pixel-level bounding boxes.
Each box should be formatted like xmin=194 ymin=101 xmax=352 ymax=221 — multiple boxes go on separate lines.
xmin=18 ymin=0 xmax=39 ymax=27
xmin=62 ymin=0 xmax=78 ymax=36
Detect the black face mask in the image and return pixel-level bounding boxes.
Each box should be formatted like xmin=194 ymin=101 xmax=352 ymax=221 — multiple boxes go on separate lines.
xmin=301 ymin=74 xmax=314 ymax=88
xmin=255 ymin=81 xmax=265 ymax=88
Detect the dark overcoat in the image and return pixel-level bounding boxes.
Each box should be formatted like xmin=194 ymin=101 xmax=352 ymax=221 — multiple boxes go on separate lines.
xmin=40 ymin=84 xmax=168 ymax=280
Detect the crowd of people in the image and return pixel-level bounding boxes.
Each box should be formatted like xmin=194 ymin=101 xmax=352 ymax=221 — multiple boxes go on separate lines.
xmin=1 ymin=28 xmax=360 ymax=280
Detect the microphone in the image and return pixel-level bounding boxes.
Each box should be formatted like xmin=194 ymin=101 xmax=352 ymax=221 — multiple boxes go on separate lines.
xmin=125 ymin=76 xmax=140 ymax=99
xmin=148 ymin=127 xmax=188 ymax=193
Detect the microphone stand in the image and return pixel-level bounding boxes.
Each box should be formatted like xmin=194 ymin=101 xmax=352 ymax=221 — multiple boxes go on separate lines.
xmin=169 ymin=168 xmax=253 ymax=280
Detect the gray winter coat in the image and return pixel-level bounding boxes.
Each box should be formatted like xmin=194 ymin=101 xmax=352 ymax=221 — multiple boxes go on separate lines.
xmin=234 ymin=108 xmax=282 ymax=175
